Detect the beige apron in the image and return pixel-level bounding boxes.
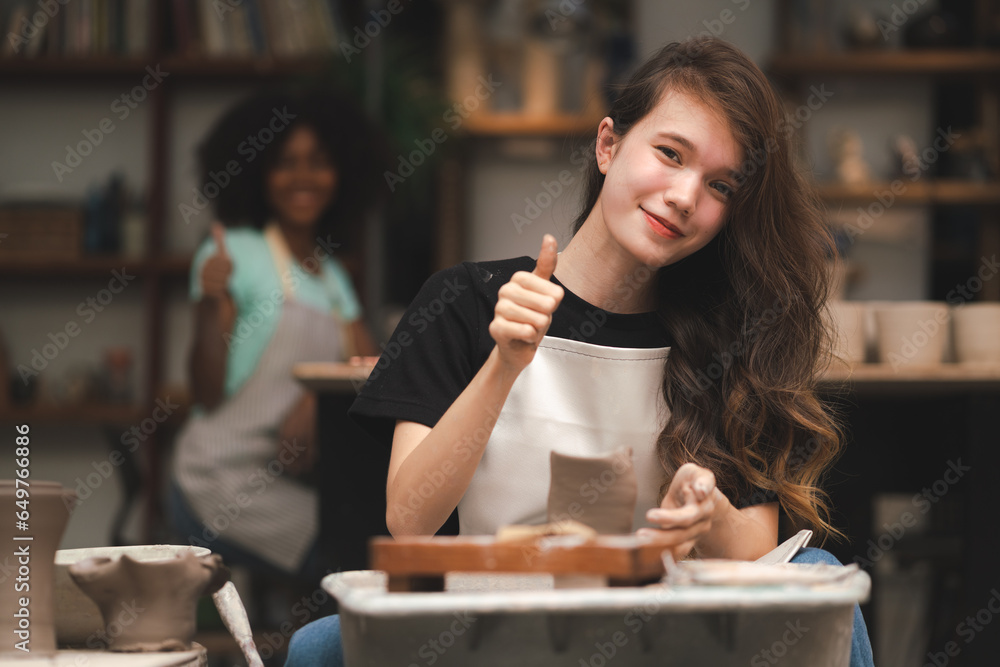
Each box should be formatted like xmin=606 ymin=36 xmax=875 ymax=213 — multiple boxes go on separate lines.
xmin=172 ymin=226 xmax=343 ymax=571
xmin=457 ymin=335 xmax=671 ymax=535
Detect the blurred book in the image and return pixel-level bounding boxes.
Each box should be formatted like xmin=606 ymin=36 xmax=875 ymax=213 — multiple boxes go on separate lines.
xmin=0 ymin=0 xmax=151 ymax=58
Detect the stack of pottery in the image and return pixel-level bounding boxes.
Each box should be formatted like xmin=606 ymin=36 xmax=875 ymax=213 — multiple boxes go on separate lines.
xmin=821 ymin=299 xmax=1000 ymax=369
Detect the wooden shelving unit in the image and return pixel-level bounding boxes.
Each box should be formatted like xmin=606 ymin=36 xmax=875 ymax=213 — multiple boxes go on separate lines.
xmin=816 ymin=180 xmax=1000 ymax=206
xmin=770 ymin=49 xmax=1000 ymax=77
xmin=769 ymin=41 xmax=1000 ymax=300
xmin=462 ymin=112 xmax=607 ymax=137
xmin=770 ymin=5 xmax=1000 ymax=661
xmin=0 ymin=255 xmax=191 ymax=278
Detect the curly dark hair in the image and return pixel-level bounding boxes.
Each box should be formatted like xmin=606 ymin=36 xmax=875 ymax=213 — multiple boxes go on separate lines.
xmin=195 ymin=87 xmax=389 ymax=245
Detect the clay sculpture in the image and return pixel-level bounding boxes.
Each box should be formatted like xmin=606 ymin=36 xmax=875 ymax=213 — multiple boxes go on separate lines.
xmin=67 ymin=551 xmax=229 ymax=651
xmin=547 ymin=447 xmax=637 ymax=534
xmin=0 ymin=480 xmax=75 ymax=656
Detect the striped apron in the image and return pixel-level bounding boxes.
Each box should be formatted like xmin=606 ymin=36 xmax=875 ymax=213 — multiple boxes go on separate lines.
xmin=457 ymin=336 xmax=671 ymax=535
xmin=172 ymin=227 xmax=343 ymax=572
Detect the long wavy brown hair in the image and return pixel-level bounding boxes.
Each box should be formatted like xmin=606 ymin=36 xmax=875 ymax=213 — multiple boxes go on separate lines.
xmin=573 ymin=37 xmax=843 ymax=541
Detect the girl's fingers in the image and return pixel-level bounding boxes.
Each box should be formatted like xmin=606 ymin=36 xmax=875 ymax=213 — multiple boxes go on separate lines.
xmin=510 ymin=271 xmax=565 ymax=303
xmin=636 ymin=522 xmax=708 ymax=546
xmin=499 ymin=281 xmax=562 ymax=314
xmin=646 ymin=503 xmax=710 ymax=529
xmin=489 ymin=318 xmax=541 ymax=345
xmin=494 ymin=299 xmax=551 ymax=331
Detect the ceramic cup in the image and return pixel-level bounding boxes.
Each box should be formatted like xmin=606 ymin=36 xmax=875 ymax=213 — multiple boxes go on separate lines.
xmin=824 ymin=300 xmax=867 ymax=367
xmin=874 ymin=301 xmax=951 ymax=367
xmin=952 ymin=303 xmax=1000 ymax=363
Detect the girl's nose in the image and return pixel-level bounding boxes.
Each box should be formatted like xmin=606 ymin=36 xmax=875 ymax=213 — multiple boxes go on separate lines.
xmin=665 ymin=170 xmax=698 ymax=217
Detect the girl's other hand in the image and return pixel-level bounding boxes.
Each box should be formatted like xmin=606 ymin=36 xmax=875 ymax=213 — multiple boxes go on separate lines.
xmin=638 ymin=463 xmax=722 ymax=560
xmin=201 ymin=223 xmax=233 ymax=299
xmin=488 ymin=234 xmax=564 ymax=373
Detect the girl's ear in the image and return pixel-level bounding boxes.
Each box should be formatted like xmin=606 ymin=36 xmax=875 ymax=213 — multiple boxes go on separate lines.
xmin=596 ymin=117 xmax=617 ymax=175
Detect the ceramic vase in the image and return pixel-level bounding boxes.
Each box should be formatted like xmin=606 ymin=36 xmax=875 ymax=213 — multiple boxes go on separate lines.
xmin=0 ymin=480 xmax=75 ymax=656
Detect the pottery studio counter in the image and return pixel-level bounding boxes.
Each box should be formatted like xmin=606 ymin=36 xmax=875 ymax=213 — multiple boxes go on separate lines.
xmin=297 ymin=361 xmax=1000 ymax=665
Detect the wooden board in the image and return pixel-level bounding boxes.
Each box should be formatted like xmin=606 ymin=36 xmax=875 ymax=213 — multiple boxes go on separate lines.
xmin=371 ymin=536 xmax=671 ymax=590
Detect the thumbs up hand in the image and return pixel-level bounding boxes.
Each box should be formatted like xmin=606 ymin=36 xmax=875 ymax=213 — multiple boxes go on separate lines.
xmin=488 ymin=234 xmax=564 ymax=373
xmin=200 ymin=223 xmax=233 ymax=300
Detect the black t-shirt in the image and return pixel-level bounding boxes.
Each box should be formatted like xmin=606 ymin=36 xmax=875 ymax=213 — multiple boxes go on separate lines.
xmin=349 ymin=256 xmax=772 ymax=511
xmin=350 ymin=256 xmax=671 ymax=445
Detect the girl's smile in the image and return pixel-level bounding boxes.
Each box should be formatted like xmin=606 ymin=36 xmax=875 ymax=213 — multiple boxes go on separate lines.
xmin=641 ymin=206 xmax=685 ymax=239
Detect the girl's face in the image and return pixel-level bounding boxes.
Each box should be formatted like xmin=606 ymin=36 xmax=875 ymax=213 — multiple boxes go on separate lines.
xmin=595 ymin=89 xmax=742 ymax=269
xmin=266 ymin=125 xmax=338 ymax=229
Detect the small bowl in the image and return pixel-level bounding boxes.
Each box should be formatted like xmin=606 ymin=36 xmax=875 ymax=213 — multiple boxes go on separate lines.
xmin=54 ymin=544 xmax=209 ymax=647
xmin=952 ymin=303 xmax=1000 ymax=363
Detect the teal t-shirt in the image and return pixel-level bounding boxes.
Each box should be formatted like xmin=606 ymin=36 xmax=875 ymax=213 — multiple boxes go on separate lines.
xmin=190 ymin=227 xmax=362 ymax=398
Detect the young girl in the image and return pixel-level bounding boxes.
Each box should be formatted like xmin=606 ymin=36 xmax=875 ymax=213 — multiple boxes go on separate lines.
xmin=170 ymin=89 xmax=384 ymax=584
xmin=285 ymin=37 xmax=874 ymax=666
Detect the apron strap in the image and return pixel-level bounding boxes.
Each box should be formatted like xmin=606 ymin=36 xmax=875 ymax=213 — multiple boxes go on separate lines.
xmin=264 ymin=224 xmax=297 ymax=300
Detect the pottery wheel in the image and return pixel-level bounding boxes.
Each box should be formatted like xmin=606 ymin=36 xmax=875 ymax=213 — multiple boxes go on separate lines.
xmin=0 ymin=643 xmax=206 ymax=667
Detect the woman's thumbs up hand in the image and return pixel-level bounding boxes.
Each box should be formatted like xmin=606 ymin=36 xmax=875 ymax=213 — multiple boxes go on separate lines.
xmin=200 ymin=223 xmax=233 ymax=300
xmin=488 ymin=234 xmax=564 ymax=373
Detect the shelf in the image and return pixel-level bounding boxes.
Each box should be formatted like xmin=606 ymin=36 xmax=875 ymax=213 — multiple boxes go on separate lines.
xmin=0 ymin=255 xmax=191 ymax=278
xmin=819 ymin=362 xmax=1000 ymax=395
xmin=770 ymin=49 xmax=1000 ymax=77
xmin=815 ymin=181 xmax=1000 ymax=206
xmin=0 ymin=402 xmax=144 ymax=424
xmin=0 ymin=55 xmax=331 ymax=82
xmin=162 ymin=55 xmax=332 ymax=79
xmin=462 ymin=112 xmax=606 ymax=136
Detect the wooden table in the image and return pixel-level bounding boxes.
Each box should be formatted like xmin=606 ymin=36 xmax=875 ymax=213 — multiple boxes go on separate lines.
xmin=294 ymin=362 xmax=394 ymax=572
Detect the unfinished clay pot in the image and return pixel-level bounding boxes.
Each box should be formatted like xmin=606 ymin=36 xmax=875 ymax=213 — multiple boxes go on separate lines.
xmin=67 ymin=551 xmax=229 ymax=651
xmin=547 ymin=448 xmax=636 ymax=534
xmin=0 ymin=480 xmax=75 ymax=657
xmin=54 ymin=544 xmax=211 ymax=647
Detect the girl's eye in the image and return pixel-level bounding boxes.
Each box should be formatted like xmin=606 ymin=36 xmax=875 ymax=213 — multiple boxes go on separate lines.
xmin=657 ymin=146 xmax=680 ymax=162
xmin=711 ymin=182 xmax=734 ymax=198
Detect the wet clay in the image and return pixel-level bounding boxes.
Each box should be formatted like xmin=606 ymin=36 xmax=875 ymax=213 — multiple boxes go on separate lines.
xmin=547 ymin=448 xmax=636 ymax=534
xmin=0 ymin=480 xmax=75 ymax=656
xmin=68 ymin=552 xmax=229 ymax=651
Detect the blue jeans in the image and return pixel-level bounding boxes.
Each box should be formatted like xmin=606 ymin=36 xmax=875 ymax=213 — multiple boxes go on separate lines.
xmin=284 ymin=547 xmax=875 ymax=667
